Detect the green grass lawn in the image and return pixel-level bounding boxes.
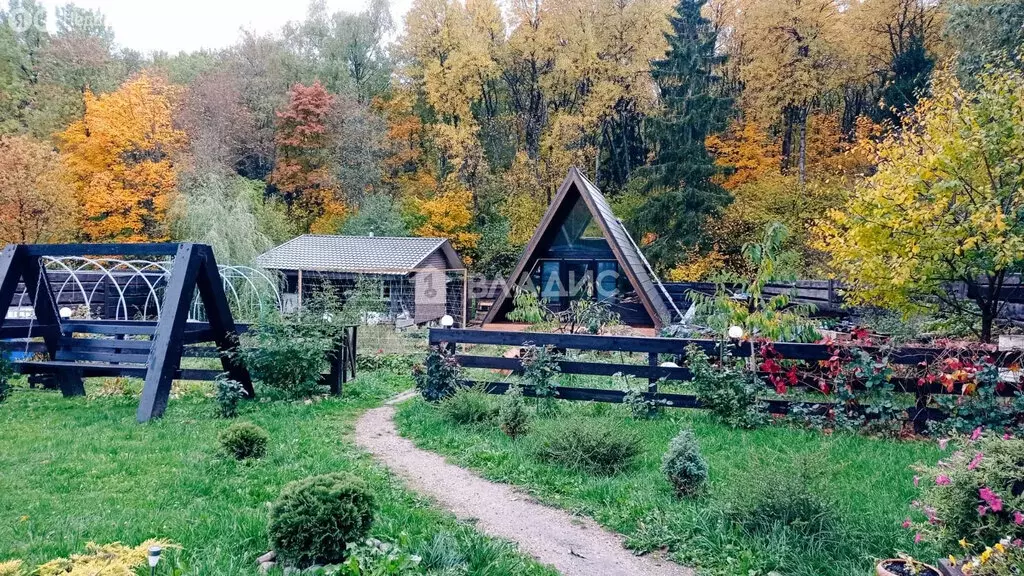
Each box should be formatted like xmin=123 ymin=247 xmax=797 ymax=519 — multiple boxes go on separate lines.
xmin=395 ymin=393 xmax=945 ymax=576
xmin=0 ymin=374 xmax=554 ymax=576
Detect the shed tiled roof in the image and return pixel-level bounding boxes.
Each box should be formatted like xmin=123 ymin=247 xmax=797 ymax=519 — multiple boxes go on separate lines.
xmin=256 ymin=235 xmax=457 ymax=273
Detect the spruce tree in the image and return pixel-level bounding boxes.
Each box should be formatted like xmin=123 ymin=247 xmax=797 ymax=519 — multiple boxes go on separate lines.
xmin=631 ymin=0 xmax=733 ymax=271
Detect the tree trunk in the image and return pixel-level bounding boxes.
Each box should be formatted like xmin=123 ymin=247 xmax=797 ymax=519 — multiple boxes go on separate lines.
xmin=981 ymin=310 xmax=994 ymax=344
xmin=797 ymin=104 xmax=808 ymax=188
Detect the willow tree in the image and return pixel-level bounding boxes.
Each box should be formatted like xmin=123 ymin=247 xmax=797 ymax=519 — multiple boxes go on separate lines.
xmin=819 ymin=66 xmax=1024 ymax=342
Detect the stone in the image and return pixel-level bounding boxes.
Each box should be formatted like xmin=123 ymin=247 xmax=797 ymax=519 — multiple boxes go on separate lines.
xmin=258 ymin=561 xmax=276 ymax=574
xmin=257 ymin=550 xmax=277 ymax=564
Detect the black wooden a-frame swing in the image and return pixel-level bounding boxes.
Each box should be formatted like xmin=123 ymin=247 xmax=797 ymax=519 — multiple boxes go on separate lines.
xmin=0 ymin=243 xmax=253 ymax=422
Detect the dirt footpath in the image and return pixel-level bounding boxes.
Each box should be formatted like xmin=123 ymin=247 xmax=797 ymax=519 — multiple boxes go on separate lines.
xmin=353 ymin=396 xmax=693 ymax=576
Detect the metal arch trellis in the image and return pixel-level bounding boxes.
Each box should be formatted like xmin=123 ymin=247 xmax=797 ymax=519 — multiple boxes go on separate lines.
xmin=12 ymin=257 xmax=285 ymax=321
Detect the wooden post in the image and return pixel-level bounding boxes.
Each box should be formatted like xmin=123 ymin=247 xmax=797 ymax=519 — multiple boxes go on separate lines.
xmin=137 ymin=244 xmax=202 ymax=423
xmin=194 ymin=246 xmax=253 ymax=396
xmin=349 ymin=325 xmax=358 ymax=379
xmin=297 ymin=269 xmax=303 ymax=310
xmin=57 ymin=367 xmax=85 ymax=397
xmin=648 ymin=351 xmax=658 ymax=394
xmin=462 ymin=272 xmax=468 ymax=328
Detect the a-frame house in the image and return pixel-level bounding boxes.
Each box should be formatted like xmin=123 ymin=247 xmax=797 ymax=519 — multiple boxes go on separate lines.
xmin=483 ymin=168 xmax=674 ymax=329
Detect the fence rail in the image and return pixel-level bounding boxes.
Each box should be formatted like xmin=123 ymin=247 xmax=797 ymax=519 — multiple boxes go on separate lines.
xmin=429 ymin=328 xmax=1023 ymax=432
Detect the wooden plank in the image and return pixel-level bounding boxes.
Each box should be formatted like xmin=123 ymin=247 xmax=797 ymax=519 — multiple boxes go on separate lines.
xmin=431 ymin=328 xmax=716 ymax=354
xmin=24 ymin=243 xmax=182 ymax=257
xmin=193 ymin=246 xmax=253 ymax=396
xmin=15 ymin=361 xmax=148 ymax=378
xmin=454 ymin=355 xmax=692 ymax=380
xmin=55 ymin=350 xmax=150 ymax=364
xmin=59 ymin=337 xmax=152 ymax=351
xmin=137 ymin=244 xmax=201 ymax=423
xmin=62 ymin=321 xmax=157 ymax=336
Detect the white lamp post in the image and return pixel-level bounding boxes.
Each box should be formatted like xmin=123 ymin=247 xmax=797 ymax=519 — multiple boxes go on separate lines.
xmin=147 ymin=546 xmax=161 ymax=576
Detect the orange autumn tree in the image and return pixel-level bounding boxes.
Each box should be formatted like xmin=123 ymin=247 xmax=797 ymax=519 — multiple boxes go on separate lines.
xmin=0 ymin=135 xmax=78 ymax=244
xmin=59 ymin=73 xmax=185 ymax=241
xmin=270 ymin=81 xmax=345 ymax=233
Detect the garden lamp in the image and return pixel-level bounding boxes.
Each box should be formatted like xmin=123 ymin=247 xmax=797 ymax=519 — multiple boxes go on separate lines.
xmin=728 ymin=325 xmax=744 ymax=340
xmin=147 ymin=546 xmax=161 ymax=576
xmin=440 ymin=314 xmax=454 ymax=328
xmin=59 ymin=307 xmax=72 ymax=319
xmin=659 ymin=361 xmax=679 ymax=368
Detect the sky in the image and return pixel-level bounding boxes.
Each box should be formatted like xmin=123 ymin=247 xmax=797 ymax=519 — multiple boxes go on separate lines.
xmin=30 ymin=0 xmax=415 ymax=54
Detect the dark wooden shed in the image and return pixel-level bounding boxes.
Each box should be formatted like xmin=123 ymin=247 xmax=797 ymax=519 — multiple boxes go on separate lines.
xmin=256 ymin=235 xmax=466 ymax=326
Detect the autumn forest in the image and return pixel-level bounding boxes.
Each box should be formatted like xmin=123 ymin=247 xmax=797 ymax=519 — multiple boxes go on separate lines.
xmin=0 ymin=0 xmax=1021 ymax=297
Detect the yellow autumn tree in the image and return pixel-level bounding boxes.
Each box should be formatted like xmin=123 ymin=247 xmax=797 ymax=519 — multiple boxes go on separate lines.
xmin=0 ymin=135 xmax=78 ymax=244
xmin=818 ymin=66 xmax=1024 ymax=342
xmin=414 ymin=184 xmax=480 ymax=254
xmin=59 ymin=72 xmax=185 ymax=242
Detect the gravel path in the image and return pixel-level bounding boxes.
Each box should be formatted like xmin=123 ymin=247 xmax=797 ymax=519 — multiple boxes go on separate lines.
xmin=354 ymin=395 xmax=692 ymax=576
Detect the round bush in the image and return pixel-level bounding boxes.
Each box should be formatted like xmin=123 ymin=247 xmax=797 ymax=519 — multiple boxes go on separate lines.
xmin=534 ymin=417 xmax=640 ymax=475
xmin=268 ymin=472 xmax=376 ymax=567
xmin=218 ymin=422 xmax=269 ymax=460
xmin=438 ymin=387 xmax=496 ymax=425
xmin=662 ymin=428 xmax=708 ymax=497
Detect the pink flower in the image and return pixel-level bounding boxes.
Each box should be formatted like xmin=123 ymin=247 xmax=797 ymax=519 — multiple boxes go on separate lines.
xmin=1014 ymin=511 xmax=1024 ymax=525
xmin=936 ymin=475 xmax=951 ymax=485
xmin=979 ymin=487 xmax=1003 ymax=512
xmin=1013 ymin=539 xmax=1024 ymax=548
xmin=913 ymin=476 xmax=920 ymax=487
xmin=1004 ymin=433 xmax=1012 ymax=440
xmin=914 ymin=532 xmax=923 ymax=544
xmin=968 ymin=452 xmax=984 ymax=470
xmin=971 ymin=427 xmax=983 ymax=441
xmin=939 ymin=438 xmax=950 ymax=450
xmin=978 ymin=505 xmax=988 ymax=516
xmin=902 ymin=518 xmax=912 ymax=529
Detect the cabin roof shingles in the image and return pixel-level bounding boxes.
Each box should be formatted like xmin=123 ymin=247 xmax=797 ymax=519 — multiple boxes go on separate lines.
xmin=256 ymin=235 xmax=454 ymax=273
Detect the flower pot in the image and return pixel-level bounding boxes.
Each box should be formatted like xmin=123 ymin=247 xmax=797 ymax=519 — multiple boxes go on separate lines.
xmin=877 ymin=559 xmax=941 ymax=576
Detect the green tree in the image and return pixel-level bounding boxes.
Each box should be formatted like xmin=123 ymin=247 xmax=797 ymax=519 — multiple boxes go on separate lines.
xmin=340 ymin=193 xmax=409 ymax=236
xmin=819 ymin=66 xmax=1024 ymax=342
xmin=943 ymin=0 xmax=1024 ymax=81
xmin=631 ymin=0 xmax=733 ymax=272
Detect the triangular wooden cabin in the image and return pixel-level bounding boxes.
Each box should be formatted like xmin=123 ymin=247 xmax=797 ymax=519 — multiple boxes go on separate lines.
xmin=483 ymin=168 xmax=673 ymax=329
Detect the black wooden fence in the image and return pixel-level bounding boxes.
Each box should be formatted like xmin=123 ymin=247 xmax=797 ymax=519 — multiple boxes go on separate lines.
xmin=429 ymin=328 xmax=1023 ymax=432
xmin=1 ymin=320 xmax=358 ymax=394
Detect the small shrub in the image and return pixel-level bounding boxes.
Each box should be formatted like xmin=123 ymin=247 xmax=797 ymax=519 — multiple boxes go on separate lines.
xmin=499 ymin=385 xmax=530 ymax=439
xmin=335 ymin=535 xmax=421 ymax=575
xmin=416 ymin=532 xmax=465 ymax=572
xmin=268 ymin=472 xmax=376 ymax=567
xmin=911 ymin=434 xmax=1024 ymax=550
xmin=535 ymin=418 xmax=640 ymax=475
xmin=624 ymin=388 xmax=661 ymax=420
xmin=686 ymin=344 xmax=765 ymax=429
xmin=237 ymin=286 xmax=344 ymax=399
xmin=214 ymin=376 xmax=245 ymax=418
xmin=727 ymin=450 xmax=837 ymax=537
xmin=521 ymin=344 xmax=561 ymax=414
xmin=0 ymin=355 xmax=13 ymax=403
xmin=0 ymin=560 xmax=23 ymax=576
xmin=414 ymin=346 xmax=462 ymax=402
xmin=661 ymin=428 xmax=708 ymax=497
xmin=34 ymin=540 xmax=179 ymax=576
xmin=218 ymin=422 xmax=269 ymax=460
xmin=438 ymin=386 xmax=496 ymax=425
